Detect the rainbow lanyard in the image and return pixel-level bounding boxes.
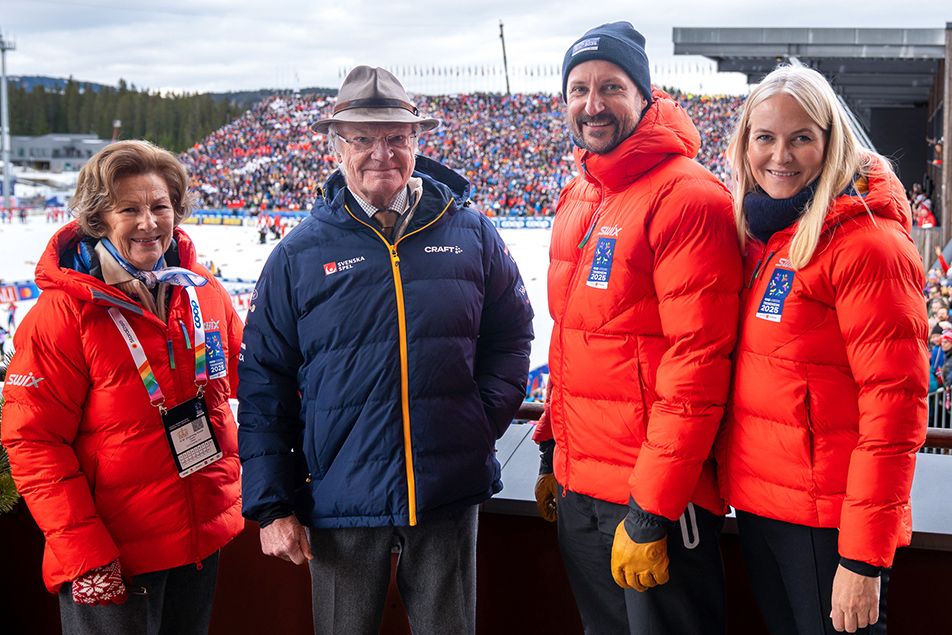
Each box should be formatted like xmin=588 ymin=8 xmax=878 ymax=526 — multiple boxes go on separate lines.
xmin=108 ymin=287 xmax=208 ymax=412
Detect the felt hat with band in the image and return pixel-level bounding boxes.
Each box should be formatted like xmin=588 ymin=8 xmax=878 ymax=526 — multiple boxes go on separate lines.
xmin=312 ymin=66 xmax=440 ymax=133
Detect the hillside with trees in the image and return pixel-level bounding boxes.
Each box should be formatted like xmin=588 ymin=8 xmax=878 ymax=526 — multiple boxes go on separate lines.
xmin=8 ymin=77 xmax=244 ymax=152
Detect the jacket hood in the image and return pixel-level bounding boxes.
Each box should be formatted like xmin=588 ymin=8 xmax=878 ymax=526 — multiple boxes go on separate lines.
xmin=35 ymin=221 xmax=200 ymax=307
xmin=574 ymin=88 xmax=701 ymax=192
xmin=313 ymin=155 xmax=472 ymax=228
xmin=823 ymin=155 xmax=912 ymax=234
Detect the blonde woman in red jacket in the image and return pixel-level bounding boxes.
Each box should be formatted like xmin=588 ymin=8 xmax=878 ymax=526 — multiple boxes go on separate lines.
xmin=1 ymin=141 xmax=243 ymax=634
xmin=718 ymin=65 xmax=927 ymax=634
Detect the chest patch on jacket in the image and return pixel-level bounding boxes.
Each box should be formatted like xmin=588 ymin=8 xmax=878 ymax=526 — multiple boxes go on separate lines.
xmin=585 ymin=237 xmax=616 ymax=290
xmin=323 ymin=255 xmax=366 ymax=276
xmin=755 ymin=267 xmax=795 ymax=322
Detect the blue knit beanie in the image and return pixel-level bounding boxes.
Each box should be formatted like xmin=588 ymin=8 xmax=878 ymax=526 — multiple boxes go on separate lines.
xmin=562 ymin=22 xmax=652 ymax=105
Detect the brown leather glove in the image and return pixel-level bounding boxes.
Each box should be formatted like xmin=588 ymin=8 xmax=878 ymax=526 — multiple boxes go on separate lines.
xmin=610 ymin=522 xmax=670 ymax=592
xmin=534 ymin=473 xmax=559 ymax=522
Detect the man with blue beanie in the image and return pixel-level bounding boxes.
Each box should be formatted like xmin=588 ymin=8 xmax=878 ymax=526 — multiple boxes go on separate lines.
xmin=534 ymin=21 xmax=741 ymax=634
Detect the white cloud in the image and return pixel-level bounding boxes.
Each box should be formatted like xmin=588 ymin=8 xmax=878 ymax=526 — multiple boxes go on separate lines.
xmin=2 ymin=0 xmax=948 ymax=93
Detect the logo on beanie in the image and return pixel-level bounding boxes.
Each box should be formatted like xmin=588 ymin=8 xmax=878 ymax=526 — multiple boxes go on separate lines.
xmin=572 ymin=37 xmax=600 ymax=56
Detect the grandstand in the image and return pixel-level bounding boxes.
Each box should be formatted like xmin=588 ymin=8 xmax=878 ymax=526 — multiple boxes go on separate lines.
xmin=181 ymin=91 xmax=743 ymax=217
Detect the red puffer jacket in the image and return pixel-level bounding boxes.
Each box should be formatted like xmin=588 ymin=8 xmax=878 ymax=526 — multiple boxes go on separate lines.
xmin=535 ymin=90 xmax=742 ymax=519
xmin=717 ymin=158 xmax=928 ymax=568
xmin=1 ymin=222 xmax=244 ymax=591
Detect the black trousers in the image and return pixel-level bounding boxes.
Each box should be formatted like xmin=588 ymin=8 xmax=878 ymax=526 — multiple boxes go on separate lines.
xmin=735 ymin=511 xmax=889 ymax=635
xmin=557 ymin=488 xmax=726 ymax=635
xmin=58 ymin=551 xmax=220 ymax=635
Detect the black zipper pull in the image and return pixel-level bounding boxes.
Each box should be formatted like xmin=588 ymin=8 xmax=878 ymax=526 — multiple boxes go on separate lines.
xmin=750 ymin=250 xmax=776 ymax=287
xmin=747 ymin=258 xmax=763 ymax=289
xmin=757 ymin=251 xmax=776 ymax=280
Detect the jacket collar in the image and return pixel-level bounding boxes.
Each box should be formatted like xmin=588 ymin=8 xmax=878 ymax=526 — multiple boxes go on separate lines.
xmin=821 ymin=156 xmax=912 ymax=233
xmin=36 ymin=221 xmax=199 ymax=310
xmin=314 ymin=155 xmax=471 ymax=230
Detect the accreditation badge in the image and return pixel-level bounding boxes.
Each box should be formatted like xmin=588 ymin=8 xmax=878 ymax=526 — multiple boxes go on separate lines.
xmin=161 ymin=395 xmax=222 ymax=477
xmin=585 ymin=237 xmax=616 ymax=289
xmin=755 ymin=266 xmax=796 ymax=322
xmin=205 ymin=325 xmax=227 ymax=380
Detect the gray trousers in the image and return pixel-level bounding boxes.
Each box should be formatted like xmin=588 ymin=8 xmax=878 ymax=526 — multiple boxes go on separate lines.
xmin=557 ymin=489 xmax=726 ymax=635
xmin=58 ymin=551 xmax=220 ymax=635
xmin=307 ymin=505 xmax=479 ymax=635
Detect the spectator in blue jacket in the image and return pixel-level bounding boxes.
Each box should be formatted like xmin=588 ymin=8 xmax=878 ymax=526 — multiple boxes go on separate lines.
xmin=236 ymin=66 xmax=533 ymax=635
xmin=929 ymin=324 xmax=944 ymax=393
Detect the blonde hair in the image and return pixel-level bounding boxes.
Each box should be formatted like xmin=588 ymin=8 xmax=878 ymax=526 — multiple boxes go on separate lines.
xmin=727 ymin=65 xmax=870 ymax=268
xmin=71 ymin=140 xmax=193 ymax=238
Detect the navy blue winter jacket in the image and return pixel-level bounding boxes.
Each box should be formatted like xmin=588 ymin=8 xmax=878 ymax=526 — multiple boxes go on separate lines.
xmin=238 ymin=156 xmax=533 ymax=528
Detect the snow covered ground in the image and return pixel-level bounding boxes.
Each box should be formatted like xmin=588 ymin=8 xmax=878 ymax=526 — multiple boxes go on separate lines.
xmin=0 ymin=217 xmax=553 ymax=370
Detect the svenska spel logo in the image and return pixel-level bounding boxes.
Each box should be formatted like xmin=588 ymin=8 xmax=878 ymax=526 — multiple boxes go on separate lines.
xmin=324 ymin=262 xmax=338 ymax=276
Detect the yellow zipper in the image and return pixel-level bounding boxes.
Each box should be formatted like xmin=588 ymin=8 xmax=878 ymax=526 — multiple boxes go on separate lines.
xmin=344 ymin=199 xmax=453 ymax=526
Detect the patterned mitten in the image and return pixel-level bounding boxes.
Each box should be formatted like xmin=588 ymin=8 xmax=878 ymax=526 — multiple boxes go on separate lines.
xmin=71 ymin=559 xmax=128 ymax=606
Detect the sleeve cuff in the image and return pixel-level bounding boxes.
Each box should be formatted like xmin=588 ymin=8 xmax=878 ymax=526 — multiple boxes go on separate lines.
xmin=839 ymin=557 xmax=883 ymax=578
xmin=623 ymin=497 xmax=673 ymax=542
xmin=538 ymin=439 xmax=555 ymax=475
xmin=254 ymin=507 xmax=294 ymax=529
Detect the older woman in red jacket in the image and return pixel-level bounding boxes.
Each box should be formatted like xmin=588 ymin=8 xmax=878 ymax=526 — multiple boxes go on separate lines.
xmin=718 ymin=65 xmax=928 ymax=634
xmin=1 ymin=140 xmax=243 ymax=634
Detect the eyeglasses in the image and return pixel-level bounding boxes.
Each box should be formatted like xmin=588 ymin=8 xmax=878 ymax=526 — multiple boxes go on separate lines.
xmin=333 ymin=132 xmax=417 ymax=152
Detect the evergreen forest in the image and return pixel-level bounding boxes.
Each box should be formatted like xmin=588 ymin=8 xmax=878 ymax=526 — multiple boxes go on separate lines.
xmin=8 ymin=77 xmax=243 ymax=152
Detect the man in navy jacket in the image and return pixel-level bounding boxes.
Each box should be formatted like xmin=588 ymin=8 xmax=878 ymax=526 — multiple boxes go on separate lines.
xmin=237 ymin=66 xmax=533 ymax=634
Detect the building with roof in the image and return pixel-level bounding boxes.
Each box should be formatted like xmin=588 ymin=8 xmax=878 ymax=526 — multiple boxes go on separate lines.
xmin=10 ymin=133 xmax=111 ymax=172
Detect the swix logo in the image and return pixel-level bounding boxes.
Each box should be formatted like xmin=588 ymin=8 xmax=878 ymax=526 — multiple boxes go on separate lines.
xmin=777 ymin=258 xmax=794 ymax=269
xmin=6 ymin=372 xmax=45 ymax=388
xmin=424 ymin=245 xmax=462 ymax=254
xmin=598 ymin=225 xmax=622 ymax=237
xmin=203 ymin=319 xmax=220 ymax=331
xmin=324 ymin=256 xmax=366 ymax=276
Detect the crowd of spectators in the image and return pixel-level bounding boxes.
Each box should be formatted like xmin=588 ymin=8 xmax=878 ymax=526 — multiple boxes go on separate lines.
xmin=924 ymin=254 xmax=952 ymax=422
xmin=181 ymin=96 xmax=334 ymax=212
xmin=682 ymin=92 xmax=745 ymax=184
xmin=414 ymin=93 xmax=571 ymax=217
xmin=180 ymin=89 xmax=744 ymax=216
xmin=909 ymin=182 xmax=938 ymax=228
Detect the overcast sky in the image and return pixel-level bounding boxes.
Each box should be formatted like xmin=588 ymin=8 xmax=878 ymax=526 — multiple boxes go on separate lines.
xmin=1 ymin=1 xmax=948 ymax=95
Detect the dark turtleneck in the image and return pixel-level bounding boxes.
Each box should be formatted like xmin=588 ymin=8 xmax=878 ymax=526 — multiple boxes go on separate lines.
xmin=744 ymin=180 xmax=818 ymax=245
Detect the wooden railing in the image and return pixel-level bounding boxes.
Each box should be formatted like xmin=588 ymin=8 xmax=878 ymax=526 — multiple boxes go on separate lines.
xmin=515 ymin=402 xmax=952 ymax=450
xmin=911 ymin=226 xmax=944 ymax=270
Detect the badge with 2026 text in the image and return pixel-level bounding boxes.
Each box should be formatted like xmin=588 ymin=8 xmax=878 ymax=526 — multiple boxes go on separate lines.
xmin=756 ymin=264 xmax=796 ymax=322
xmin=586 ymin=237 xmax=616 ymax=289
